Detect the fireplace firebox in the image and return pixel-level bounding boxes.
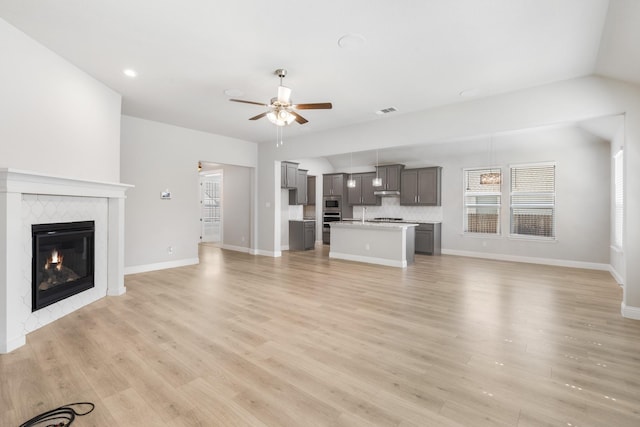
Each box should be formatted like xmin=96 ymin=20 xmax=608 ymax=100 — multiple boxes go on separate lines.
xmin=31 ymin=221 xmax=95 ymax=311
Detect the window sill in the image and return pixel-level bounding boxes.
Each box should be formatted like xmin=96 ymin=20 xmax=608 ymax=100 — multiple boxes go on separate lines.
xmin=508 ymin=234 xmax=557 ymax=243
xmin=462 ymin=232 xmax=502 ymax=239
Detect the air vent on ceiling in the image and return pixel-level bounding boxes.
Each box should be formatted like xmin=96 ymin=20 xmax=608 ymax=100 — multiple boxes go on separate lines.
xmin=376 ymin=106 xmax=398 ymax=115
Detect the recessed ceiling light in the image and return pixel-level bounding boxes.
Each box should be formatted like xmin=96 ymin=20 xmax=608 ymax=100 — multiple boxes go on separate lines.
xmin=338 ymin=34 xmax=366 ymax=49
xmin=123 ymin=69 xmax=137 ymax=78
xmin=459 ymin=88 xmax=479 ymax=97
xmin=224 ymin=88 xmax=244 ymax=97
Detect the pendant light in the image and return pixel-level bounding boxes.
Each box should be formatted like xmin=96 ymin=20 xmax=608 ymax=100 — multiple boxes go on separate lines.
xmin=480 ymin=135 xmax=501 ymax=185
xmin=347 ymin=152 xmax=356 ymax=188
xmin=372 ymin=150 xmax=383 ymax=187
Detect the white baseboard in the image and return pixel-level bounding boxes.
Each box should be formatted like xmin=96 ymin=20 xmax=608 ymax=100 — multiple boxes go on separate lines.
xmin=220 ymin=244 xmax=250 ymax=253
xmin=281 ymin=245 xmax=290 ymax=251
xmin=441 ymin=249 xmax=610 ymax=271
xmin=251 ymin=249 xmax=282 ymax=257
xmin=124 ymin=258 xmax=199 ymax=275
xmin=329 ymin=251 xmax=407 ymax=268
xmin=621 ymin=302 xmax=640 ymax=320
xmin=1 ymin=335 xmax=26 ymax=354
xmin=107 ymin=287 xmax=127 ymax=296
xmin=609 ymin=266 xmax=625 ymax=286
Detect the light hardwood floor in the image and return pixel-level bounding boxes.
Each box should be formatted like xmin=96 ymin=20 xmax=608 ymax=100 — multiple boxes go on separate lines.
xmin=2 ymin=245 xmax=640 ymax=426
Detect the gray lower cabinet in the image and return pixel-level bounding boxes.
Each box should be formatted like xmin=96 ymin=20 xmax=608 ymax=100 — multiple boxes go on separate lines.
xmin=415 ymin=223 xmax=441 ymax=255
xmin=289 ymin=220 xmax=316 ymax=250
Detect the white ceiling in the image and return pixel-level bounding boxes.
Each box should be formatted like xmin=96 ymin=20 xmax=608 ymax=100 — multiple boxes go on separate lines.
xmin=2 ymin=0 xmax=639 ymax=143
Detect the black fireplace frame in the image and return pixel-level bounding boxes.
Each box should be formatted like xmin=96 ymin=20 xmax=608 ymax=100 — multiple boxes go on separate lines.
xmin=31 ymin=220 xmax=95 ymax=312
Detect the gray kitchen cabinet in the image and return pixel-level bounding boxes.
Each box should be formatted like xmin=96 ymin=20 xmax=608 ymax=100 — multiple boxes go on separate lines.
xmin=347 ymin=175 xmax=361 ymax=205
xmin=289 ymin=220 xmax=316 ymax=250
xmin=347 ymin=173 xmax=381 ymax=205
xmin=415 ymin=223 xmax=441 ymax=255
xmin=289 ymin=169 xmax=308 ymax=205
xmin=400 ymin=170 xmax=418 ymax=205
xmin=307 ymin=175 xmax=316 ymax=205
xmin=374 ymin=164 xmax=404 ymax=191
xmin=281 ymin=161 xmax=299 ymax=189
xmin=360 ymin=172 xmax=379 ymax=205
xmin=323 ymin=173 xmax=346 ymax=196
xmin=400 ymin=167 xmax=442 ymax=206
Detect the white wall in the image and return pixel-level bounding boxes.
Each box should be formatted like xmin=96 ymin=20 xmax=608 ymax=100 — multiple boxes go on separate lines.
xmin=610 ymin=126 xmax=625 ymax=283
xmin=437 ymin=127 xmax=609 ymax=265
xmin=221 ymin=164 xmax=253 ymax=251
xmin=120 ymin=116 xmax=257 ymax=273
xmin=0 ymin=18 xmax=121 ymax=182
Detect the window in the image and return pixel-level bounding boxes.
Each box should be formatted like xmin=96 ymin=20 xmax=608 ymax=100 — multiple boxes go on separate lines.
xmin=463 ymin=168 xmax=501 ymax=234
xmin=510 ymin=163 xmax=555 ymax=238
xmin=614 ymin=150 xmax=624 ymax=248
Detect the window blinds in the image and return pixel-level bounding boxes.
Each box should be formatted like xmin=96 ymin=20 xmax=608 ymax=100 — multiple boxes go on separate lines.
xmin=510 ymin=164 xmax=555 ymax=238
xmin=464 ymin=168 xmax=501 ymax=234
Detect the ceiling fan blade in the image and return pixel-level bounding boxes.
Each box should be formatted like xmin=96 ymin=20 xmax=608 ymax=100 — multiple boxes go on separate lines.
xmin=289 ymin=111 xmax=308 ymax=124
xmin=230 ymin=99 xmax=269 ymax=107
xmin=292 ymin=102 xmax=333 ymax=110
xmin=249 ymin=112 xmax=269 ymax=121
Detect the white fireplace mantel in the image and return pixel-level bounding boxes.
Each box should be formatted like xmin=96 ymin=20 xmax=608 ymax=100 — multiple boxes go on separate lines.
xmin=0 ymin=168 xmax=133 ymax=353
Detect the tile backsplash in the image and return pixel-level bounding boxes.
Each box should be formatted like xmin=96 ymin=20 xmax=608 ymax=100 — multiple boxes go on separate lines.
xmin=352 ymin=197 xmax=443 ymax=221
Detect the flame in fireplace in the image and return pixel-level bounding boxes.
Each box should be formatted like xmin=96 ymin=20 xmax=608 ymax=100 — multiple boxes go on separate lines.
xmin=45 ymin=249 xmax=64 ymax=271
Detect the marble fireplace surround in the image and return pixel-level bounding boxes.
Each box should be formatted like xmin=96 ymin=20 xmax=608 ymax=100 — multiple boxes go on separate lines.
xmin=0 ymin=169 xmax=132 ymax=353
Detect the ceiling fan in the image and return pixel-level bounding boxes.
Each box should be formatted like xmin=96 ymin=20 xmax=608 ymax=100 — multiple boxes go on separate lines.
xmin=229 ymin=69 xmax=332 ymax=126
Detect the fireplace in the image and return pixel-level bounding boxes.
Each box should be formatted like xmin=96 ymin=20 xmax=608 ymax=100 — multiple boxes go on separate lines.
xmin=31 ymin=221 xmax=95 ymax=311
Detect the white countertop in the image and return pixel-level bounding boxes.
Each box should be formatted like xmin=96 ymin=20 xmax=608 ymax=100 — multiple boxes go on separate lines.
xmin=332 ymin=221 xmax=418 ymax=229
xmin=341 ymin=219 xmax=441 ymax=225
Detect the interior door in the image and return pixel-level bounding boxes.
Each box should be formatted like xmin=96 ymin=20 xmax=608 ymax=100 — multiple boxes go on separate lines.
xmin=200 ymin=172 xmax=222 ymax=243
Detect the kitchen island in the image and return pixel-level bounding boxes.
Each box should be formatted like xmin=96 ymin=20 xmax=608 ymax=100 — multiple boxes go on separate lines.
xmin=329 ymin=222 xmax=417 ymax=268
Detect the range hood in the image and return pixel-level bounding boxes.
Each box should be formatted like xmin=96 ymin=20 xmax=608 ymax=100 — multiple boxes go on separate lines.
xmin=373 ymin=190 xmax=400 ymax=197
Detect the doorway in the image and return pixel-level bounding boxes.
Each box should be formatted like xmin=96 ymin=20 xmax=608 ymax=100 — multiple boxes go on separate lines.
xmin=200 ymin=170 xmax=222 ymax=243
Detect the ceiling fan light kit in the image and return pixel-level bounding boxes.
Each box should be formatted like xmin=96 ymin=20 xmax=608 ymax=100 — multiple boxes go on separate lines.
xmin=267 ymin=109 xmax=296 ymax=126
xmin=230 ymin=68 xmax=332 ymax=128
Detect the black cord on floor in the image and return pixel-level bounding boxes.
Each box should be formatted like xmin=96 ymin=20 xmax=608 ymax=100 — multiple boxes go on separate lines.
xmin=19 ymin=402 xmax=95 ymax=427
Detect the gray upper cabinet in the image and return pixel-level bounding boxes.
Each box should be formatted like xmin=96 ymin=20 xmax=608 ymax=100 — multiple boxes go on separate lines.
xmin=323 ymin=173 xmax=346 ymax=196
xmin=347 ymin=175 xmax=362 ymax=205
xmin=289 ymin=169 xmax=308 ymax=205
xmin=375 ymin=164 xmax=404 ymax=191
xmin=400 ymin=170 xmax=418 ymax=205
xmin=360 ymin=172 xmax=379 ymax=205
xmin=281 ymin=161 xmax=298 ymax=189
xmin=307 ymin=175 xmax=316 ymax=205
xmin=348 ymin=173 xmax=380 ymax=205
xmin=400 ymin=167 xmax=442 ymax=205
